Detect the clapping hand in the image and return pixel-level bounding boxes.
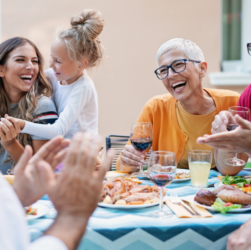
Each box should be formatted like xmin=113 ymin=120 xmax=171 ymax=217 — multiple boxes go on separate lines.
xmin=38 ymin=132 xmax=114 ymax=218
xmin=197 ymin=115 xmax=251 ymax=155
xmin=13 ymin=136 xmax=70 ymax=207
xmin=39 ymin=133 xmax=114 ymax=250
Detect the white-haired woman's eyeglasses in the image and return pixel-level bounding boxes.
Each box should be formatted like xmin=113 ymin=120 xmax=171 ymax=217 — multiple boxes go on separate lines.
xmin=154 ymin=59 xmax=201 ymax=80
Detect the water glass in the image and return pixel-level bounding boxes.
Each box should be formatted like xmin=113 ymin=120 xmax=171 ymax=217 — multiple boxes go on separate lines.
xmin=188 ymin=150 xmax=212 ymax=188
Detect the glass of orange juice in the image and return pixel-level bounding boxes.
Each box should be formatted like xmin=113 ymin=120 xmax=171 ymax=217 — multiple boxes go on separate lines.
xmin=188 ymin=150 xmax=212 ymax=188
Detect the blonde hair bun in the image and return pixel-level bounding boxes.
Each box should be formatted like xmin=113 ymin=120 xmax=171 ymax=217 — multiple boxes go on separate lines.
xmin=71 ymin=9 xmax=104 ymax=41
xmin=59 ymin=9 xmax=105 ymax=67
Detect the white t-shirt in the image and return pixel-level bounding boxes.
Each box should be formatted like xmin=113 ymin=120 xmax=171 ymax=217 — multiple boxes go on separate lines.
xmin=0 ymin=174 xmax=67 ymax=250
xmin=22 ymin=68 xmax=98 ymax=139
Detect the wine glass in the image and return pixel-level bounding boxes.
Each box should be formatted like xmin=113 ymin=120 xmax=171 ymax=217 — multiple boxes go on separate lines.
xmin=130 ymin=122 xmax=153 ymax=177
xmin=224 ymin=106 xmax=250 ymax=167
xmin=148 ymin=151 xmax=177 ymax=218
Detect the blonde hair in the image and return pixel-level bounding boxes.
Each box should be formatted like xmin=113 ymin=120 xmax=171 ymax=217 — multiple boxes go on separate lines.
xmin=0 ymin=37 xmax=52 ymax=167
xmin=58 ymin=9 xmax=104 ymax=68
xmin=156 ymin=38 xmax=205 ymax=66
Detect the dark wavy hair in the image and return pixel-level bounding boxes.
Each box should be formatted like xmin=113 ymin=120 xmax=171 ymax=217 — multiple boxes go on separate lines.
xmin=0 ymin=37 xmax=52 ymax=166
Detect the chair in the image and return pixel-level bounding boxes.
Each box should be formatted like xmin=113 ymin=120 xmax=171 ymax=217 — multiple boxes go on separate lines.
xmin=106 ymin=134 xmax=152 ymax=171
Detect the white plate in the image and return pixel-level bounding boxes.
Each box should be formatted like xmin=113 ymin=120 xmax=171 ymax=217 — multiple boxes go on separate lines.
xmin=98 ymin=197 xmax=167 ymax=209
xmin=144 ymin=169 xmax=191 ymax=182
xmin=185 ymin=195 xmax=251 ymax=213
xmin=214 ymin=182 xmax=220 ymax=188
xmin=105 ymin=171 xmax=129 ymax=179
xmin=26 ymin=203 xmax=49 ymax=221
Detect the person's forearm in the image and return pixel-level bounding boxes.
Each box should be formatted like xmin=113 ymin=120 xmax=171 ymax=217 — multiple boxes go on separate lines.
xmin=3 ymin=139 xmax=24 ymax=163
xmin=44 ymin=214 xmax=88 ymax=250
xmin=214 ymin=148 xmax=248 ymax=175
xmin=21 ymin=83 xmax=88 ymax=139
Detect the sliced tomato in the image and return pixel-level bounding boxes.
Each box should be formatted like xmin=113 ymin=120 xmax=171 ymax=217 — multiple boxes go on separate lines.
xmin=223 ymin=202 xmax=233 ymax=207
xmin=231 ymin=184 xmax=238 ymax=187
xmin=244 ymin=184 xmax=251 ymax=187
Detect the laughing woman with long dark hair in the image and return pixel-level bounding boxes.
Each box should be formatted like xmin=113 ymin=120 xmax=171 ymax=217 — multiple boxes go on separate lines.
xmin=0 ymin=37 xmax=58 ymax=174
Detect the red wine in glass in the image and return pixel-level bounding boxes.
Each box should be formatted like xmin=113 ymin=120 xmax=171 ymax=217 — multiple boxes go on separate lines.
xmin=148 ymin=151 xmax=177 ymax=219
xmin=130 ymin=138 xmax=152 ymax=151
xmin=130 ymin=122 xmax=153 ymax=177
xmin=149 ymin=174 xmax=174 ymax=187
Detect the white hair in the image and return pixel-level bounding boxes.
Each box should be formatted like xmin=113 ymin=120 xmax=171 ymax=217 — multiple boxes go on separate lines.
xmin=156 ymin=38 xmax=205 ymax=66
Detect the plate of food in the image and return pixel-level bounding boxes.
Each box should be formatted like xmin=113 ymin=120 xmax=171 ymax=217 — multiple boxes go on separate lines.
xmin=215 ymin=175 xmax=251 ymax=193
xmin=143 ymin=169 xmax=191 ymax=182
xmin=25 ymin=203 xmax=49 ymax=221
xmin=192 ymin=185 xmax=251 ymax=213
xmin=173 ymin=169 xmax=191 ymax=182
xmin=105 ymin=171 xmax=130 ymax=179
xmin=99 ymin=176 xmax=165 ymax=209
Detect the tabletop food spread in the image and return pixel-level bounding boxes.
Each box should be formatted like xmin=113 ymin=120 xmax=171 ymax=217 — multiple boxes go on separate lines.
xmin=5 ymin=167 xmax=251 ymax=250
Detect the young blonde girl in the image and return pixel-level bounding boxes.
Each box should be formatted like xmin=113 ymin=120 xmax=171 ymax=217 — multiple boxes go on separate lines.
xmin=8 ymin=9 xmax=104 ymax=139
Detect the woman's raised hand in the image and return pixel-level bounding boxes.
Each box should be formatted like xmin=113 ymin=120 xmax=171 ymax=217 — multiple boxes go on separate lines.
xmin=120 ymin=145 xmax=146 ymax=172
xmin=39 ymin=132 xmax=114 ymax=218
xmin=0 ymin=115 xmax=21 ymax=148
xmin=211 ymin=110 xmax=229 ymax=134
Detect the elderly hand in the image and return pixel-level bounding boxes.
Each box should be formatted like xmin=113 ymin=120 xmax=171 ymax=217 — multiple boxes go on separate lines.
xmin=13 ymin=136 xmax=70 ymax=207
xmin=211 ymin=110 xmax=229 ymax=134
xmin=227 ymin=219 xmax=251 ymax=250
xmin=197 ymin=115 xmax=251 ymax=155
xmin=120 ymin=144 xmax=146 ymax=172
xmin=38 ymin=132 xmax=114 ymax=218
xmin=0 ymin=116 xmax=21 ymax=148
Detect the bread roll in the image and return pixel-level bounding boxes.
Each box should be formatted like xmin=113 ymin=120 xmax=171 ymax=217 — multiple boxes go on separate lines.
xmin=194 ymin=189 xmax=217 ymax=206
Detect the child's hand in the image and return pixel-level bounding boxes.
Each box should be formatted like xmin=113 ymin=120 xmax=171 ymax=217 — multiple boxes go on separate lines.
xmin=0 ymin=115 xmax=22 ymax=148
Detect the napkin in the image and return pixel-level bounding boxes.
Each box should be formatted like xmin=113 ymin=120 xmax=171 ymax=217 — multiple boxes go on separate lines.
xmin=165 ymin=198 xmax=212 ymax=218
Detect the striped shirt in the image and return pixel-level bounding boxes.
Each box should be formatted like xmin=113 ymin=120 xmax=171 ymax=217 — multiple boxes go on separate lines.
xmin=0 ymin=96 xmax=58 ymax=174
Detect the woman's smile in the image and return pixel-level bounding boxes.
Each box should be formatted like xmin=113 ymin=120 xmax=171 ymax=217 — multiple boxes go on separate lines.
xmin=172 ymin=80 xmax=187 ymax=92
xmin=19 ymin=73 xmax=34 ymax=84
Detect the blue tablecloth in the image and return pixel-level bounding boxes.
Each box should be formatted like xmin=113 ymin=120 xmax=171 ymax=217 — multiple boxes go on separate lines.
xmin=28 ymin=170 xmax=251 ymax=250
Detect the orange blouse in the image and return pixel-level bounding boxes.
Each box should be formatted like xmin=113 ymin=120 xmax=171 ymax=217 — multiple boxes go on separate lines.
xmin=116 ymin=88 xmax=240 ymax=170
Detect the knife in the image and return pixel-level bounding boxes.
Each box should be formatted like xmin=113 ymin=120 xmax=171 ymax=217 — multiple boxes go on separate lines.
xmin=207 ymin=183 xmax=215 ymax=187
xmin=182 ymin=199 xmax=201 ymax=216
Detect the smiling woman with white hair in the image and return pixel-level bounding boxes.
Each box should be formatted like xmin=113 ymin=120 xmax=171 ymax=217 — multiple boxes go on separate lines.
xmin=116 ymin=38 xmax=242 ymax=173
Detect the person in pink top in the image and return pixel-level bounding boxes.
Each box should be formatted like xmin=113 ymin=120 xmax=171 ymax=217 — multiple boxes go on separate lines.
xmin=237 ymin=83 xmax=251 ymax=109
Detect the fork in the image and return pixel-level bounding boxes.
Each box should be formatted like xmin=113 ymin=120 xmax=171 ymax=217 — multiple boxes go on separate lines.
xmin=170 ymin=193 xmax=195 ymax=216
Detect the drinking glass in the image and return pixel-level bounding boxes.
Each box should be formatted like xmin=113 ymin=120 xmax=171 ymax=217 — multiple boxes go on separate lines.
xmin=224 ymin=106 xmax=250 ymax=167
xmin=148 ymin=151 xmax=177 ymax=218
xmin=130 ymin=122 xmax=153 ymax=177
xmin=188 ymin=150 xmax=212 ymax=188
